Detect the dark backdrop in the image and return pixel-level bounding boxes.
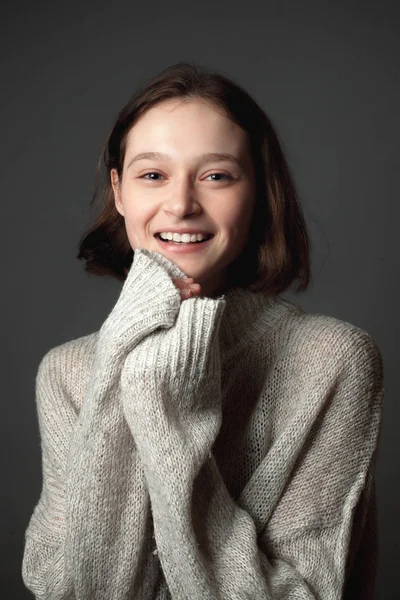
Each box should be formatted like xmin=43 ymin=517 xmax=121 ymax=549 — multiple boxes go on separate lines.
xmin=2 ymin=1 xmax=397 ymax=597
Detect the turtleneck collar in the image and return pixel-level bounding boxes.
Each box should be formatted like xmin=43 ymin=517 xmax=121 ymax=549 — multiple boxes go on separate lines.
xmin=217 ymin=285 xmax=284 ymax=361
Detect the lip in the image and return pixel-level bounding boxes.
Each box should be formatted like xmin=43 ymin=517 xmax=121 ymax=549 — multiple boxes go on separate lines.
xmin=154 ymin=228 xmax=213 ymax=235
xmin=155 ymin=234 xmax=214 ymax=254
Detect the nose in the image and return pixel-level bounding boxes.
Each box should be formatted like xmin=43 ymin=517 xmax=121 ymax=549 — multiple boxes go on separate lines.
xmin=162 ymin=175 xmax=201 ymax=219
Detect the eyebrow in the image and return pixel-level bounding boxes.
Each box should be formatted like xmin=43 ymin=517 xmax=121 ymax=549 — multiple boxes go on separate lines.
xmin=126 ymin=151 xmax=245 ymax=171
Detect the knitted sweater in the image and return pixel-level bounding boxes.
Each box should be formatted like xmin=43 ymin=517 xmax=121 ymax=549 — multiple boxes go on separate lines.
xmin=22 ymin=248 xmax=384 ymax=600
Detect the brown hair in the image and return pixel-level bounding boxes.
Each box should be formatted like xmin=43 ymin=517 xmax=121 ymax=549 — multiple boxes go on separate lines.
xmin=77 ymin=61 xmax=311 ymax=296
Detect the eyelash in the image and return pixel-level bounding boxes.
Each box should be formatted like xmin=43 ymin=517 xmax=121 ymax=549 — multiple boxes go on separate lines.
xmin=139 ymin=172 xmax=232 ymax=182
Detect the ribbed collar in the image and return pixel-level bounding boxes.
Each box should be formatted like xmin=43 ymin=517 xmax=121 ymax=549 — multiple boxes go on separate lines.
xmin=217 ymin=286 xmax=282 ymax=361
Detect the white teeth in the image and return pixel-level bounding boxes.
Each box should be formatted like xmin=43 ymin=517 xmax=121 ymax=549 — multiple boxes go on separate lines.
xmin=159 ymin=232 xmax=211 ymax=243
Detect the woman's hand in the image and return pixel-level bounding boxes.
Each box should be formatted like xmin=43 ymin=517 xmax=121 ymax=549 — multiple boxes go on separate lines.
xmin=171 ymin=277 xmax=201 ymax=301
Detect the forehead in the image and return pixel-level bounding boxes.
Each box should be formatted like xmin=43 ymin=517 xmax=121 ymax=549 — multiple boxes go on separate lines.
xmin=125 ymin=98 xmax=250 ymax=156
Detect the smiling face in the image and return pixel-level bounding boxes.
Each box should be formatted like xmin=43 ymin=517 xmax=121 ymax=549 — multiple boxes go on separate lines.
xmin=111 ymin=97 xmax=257 ymax=297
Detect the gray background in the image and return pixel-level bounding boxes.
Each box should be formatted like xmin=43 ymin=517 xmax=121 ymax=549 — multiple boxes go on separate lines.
xmin=2 ymin=0 xmax=397 ymax=597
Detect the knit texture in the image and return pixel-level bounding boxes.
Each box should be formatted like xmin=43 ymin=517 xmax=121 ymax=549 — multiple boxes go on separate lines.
xmin=22 ymin=248 xmax=384 ymax=599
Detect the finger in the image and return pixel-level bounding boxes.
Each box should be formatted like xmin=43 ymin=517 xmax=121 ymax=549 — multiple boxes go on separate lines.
xmin=181 ymin=289 xmax=192 ymax=300
xmin=172 ymin=277 xmax=194 ymax=284
xmin=172 ymin=278 xmax=195 ymax=290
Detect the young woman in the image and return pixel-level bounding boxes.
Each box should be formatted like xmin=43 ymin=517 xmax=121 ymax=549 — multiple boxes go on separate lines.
xmin=22 ymin=62 xmax=384 ymax=599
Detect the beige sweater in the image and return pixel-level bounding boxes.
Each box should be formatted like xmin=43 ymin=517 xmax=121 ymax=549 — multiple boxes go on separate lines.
xmin=22 ymin=248 xmax=384 ymax=599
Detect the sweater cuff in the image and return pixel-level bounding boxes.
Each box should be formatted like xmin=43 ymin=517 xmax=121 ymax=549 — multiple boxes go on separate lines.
xmin=125 ymin=292 xmax=227 ymax=387
xmin=99 ymin=248 xmax=187 ymax=352
xmin=168 ymin=294 xmax=227 ymax=382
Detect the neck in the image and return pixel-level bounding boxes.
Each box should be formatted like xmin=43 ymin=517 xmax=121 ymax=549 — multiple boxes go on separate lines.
xmin=197 ymin=271 xmax=229 ymax=299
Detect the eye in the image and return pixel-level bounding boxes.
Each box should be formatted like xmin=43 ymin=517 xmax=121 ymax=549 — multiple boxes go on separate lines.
xmin=139 ymin=172 xmax=164 ymax=181
xmin=205 ymin=172 xmax=232 ymax=181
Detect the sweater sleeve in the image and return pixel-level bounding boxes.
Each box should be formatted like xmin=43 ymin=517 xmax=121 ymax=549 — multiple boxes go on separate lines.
xmin=121 ymin=298 xmax=384 ymax=599
xmin=21 ymin=350 xmax=76 ymax=600
xmin=21 ymin=249 xmax=184 ymax=599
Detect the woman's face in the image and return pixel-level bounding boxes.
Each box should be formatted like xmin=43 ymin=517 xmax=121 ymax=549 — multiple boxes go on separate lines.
xmin=111 ymin=97 xmax=257 ymax=297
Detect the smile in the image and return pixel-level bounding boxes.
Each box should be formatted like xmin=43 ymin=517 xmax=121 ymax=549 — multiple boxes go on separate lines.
xmin=154 ymin=233 xmax=214 ymax=253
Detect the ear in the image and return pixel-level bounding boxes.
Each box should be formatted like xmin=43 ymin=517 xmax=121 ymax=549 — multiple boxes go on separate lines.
xmin=111 ymin=169 xmax=124 ymax=217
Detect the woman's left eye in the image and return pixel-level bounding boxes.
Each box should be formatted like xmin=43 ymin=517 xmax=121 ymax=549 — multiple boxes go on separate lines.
xmin=206 ymin=173 xmax=231 ymax=181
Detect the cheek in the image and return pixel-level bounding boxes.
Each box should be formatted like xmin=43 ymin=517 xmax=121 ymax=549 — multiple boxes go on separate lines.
xmin=218 ymin=199 xmax=254 ymax=237
xmin=120 ymin=204 xmax=151 ymax=248
xmin=121 ymin=194 xmax=153 ymax=229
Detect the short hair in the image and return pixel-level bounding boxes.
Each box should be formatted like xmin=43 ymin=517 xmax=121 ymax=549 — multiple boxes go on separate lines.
xmin=77 ymin=61 xmax=311 ymax=296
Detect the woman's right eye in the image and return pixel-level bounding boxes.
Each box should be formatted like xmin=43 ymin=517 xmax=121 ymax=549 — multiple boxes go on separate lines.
xmin=140 ymin=172 xmax=164 ymax=180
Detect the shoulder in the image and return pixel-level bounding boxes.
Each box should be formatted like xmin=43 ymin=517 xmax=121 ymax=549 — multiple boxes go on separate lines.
xmin=39 ymin=330 xmax=99 ymax=374
xmin=274 ymin=297 xmax=383 ymax=378
xmin=37 ymin=330 xmax=100 ymax=412
xmin=270 ymin=300 xmax=384 ymax=445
